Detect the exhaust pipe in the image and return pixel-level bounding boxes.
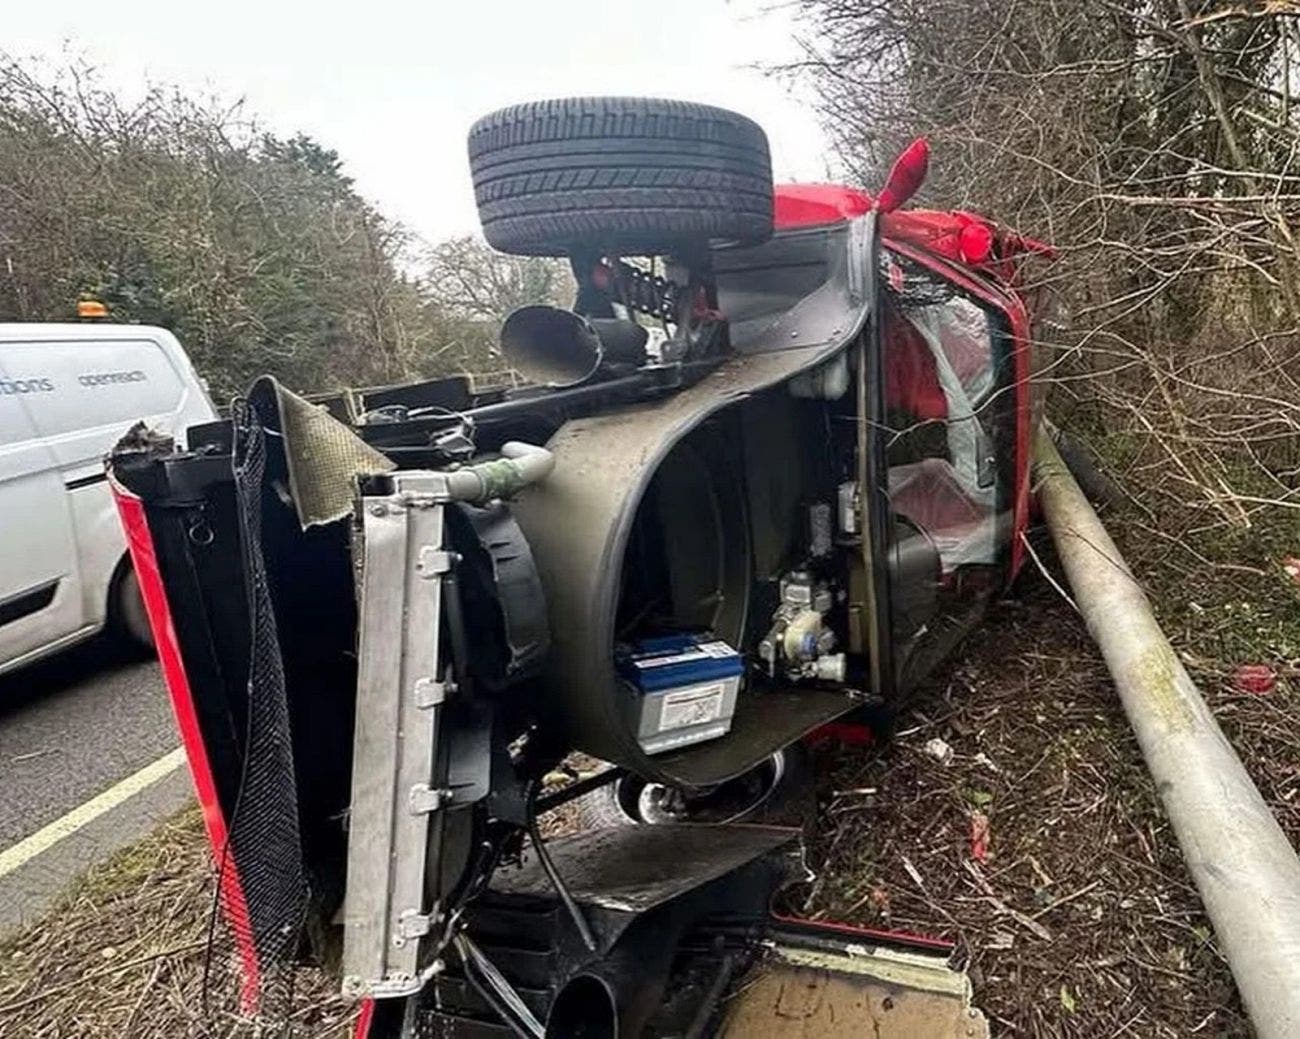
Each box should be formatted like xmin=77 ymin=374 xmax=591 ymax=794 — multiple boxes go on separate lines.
xmin=1034 ymin=428 xmax=1300 ymax=1038
xmin=501 ymin=305 xmax=648 ymax=388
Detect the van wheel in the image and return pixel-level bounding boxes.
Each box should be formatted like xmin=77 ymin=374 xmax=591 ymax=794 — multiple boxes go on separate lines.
xmin=110 ymin=565 xmax=154 ymax=653
xmin=570 ymin=746 xmax=812 ymax=830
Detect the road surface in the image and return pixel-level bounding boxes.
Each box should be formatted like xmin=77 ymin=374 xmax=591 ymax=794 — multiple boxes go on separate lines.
xmin=0 ymin=637 xmax=189 ymax=931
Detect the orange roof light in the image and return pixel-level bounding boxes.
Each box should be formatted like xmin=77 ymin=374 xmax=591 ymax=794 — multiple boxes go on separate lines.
xmin=77 ymin=300 xmax=108 ymax=319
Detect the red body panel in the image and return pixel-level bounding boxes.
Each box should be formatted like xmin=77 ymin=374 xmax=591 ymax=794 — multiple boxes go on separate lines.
xmin=110 ymin=477 xmax=264 ymax=1012
xmin=354 ymin=997 xmax=376 ymax=1038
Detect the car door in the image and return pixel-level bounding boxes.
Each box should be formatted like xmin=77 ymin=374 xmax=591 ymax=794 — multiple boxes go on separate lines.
xmin=0 ymin=356 xmax=86 ymax=669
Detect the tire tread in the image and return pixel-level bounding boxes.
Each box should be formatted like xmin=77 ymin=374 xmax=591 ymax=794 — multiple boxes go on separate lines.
xmin=467 ymin=96 xmax=773 ymax=256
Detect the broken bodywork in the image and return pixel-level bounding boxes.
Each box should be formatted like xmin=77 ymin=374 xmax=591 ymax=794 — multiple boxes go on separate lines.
xmin=108 ymin=97 xmax=1046 ymax=1036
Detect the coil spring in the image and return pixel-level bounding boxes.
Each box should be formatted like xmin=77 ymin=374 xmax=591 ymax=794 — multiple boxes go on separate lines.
xmin=611 ymin=261 xmax=680 ymax=321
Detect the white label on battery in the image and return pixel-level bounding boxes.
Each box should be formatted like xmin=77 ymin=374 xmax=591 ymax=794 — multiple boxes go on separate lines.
xmin=660 ymin=683 xmax=725 ymax=731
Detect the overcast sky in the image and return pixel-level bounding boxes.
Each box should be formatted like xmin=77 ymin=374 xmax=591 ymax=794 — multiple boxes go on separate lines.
xmin=6 ymin=1 xmax=834 ymax=245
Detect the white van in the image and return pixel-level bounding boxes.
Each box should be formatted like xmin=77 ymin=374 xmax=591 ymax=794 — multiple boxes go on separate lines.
xmin=0 ymin=324 xmax=217 ymax=674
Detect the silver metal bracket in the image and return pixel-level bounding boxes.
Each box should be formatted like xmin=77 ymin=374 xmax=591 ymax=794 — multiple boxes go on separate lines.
xmin=414 ymin=675 xmax=449 ymax=708
xmin=409 ymin=783 xmax=451 ymax=815
xmin=417 ymin=546 xmax=454 ymax=577
xmin=341 ymin=471 xmax=454 ymax=999
xmin=395 ymin=909 xmax=433 ymax=943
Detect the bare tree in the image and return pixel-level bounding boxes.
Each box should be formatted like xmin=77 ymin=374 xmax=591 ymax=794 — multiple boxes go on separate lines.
xmin=786 ymin=0 xmax=1300 ymax=547
xmin=0 ymin=55 xmax=508 ymax=399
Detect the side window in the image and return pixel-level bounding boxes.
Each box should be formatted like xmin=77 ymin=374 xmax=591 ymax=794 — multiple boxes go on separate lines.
xmin=878 ymin=249 xmax=1016 ymax=689
xmin=1 ymin=339 xmax=185 ymax=440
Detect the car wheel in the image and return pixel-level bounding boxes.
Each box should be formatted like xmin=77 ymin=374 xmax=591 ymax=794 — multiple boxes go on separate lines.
xmin=110 ymin=564 xmax=155 ymax=652
xmin=467 ymin=96 xmax=774 ymax=257
xmin=570 ymin=745 xmax=812 ymax=830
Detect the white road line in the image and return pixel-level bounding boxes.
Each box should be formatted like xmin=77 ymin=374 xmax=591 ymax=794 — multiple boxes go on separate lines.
xmin=0 ymin=746 xmax=187 ymax=879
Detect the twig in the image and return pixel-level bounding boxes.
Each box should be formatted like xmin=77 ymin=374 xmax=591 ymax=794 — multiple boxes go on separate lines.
xmin=0 ymin=941 xmax=205 ymax=1015
xmin=1020 ymin=532 xmax=1079 ymax=613
xmin=1029 ymin=879 xmax=1103 ymax=920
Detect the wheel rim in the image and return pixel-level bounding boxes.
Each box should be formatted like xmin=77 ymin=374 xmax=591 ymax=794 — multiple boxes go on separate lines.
xmin=615 ymin=751 xmax=787 ymax=825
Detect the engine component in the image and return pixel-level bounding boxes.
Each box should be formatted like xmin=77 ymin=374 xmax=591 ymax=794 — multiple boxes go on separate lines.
xmin=758 ymin=570 xmax=846 ymax=683
xmin=444 ymin=440 xmax=554 ymax=503
xmin=838 ymin=481 xmax=860 ymax=536
xmin=617 ymin=634 xmax=743 ymax=754
xmin=806 ymin=500 xmax=833 ymax=558
xmin=344 ymin=470 xmax=456 ymax=999
xmin=446 ymin=501 xmax=549 ymax=692
xmin=788 ymin=350 xmax=850 ymax=400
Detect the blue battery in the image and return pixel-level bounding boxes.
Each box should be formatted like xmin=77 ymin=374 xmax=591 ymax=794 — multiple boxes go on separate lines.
xmin=617 ymin=634 xmax=743 ymax=754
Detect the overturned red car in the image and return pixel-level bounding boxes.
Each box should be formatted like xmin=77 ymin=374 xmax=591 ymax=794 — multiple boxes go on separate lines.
xmin=109 ymin=97 xmax=1050 ymax=1037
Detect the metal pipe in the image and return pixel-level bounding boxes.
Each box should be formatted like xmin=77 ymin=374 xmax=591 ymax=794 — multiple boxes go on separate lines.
xmin=1034 ymin=428 xmax=1300 ymax=1038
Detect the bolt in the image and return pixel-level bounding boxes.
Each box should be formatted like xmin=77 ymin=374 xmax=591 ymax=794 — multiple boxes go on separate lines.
xmin=369 ymin=503 xmax=387 ymax=517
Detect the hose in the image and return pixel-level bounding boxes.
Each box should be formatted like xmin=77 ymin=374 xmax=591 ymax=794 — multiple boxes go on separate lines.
xmin=444 ymin=441 xmax=554 ymax=503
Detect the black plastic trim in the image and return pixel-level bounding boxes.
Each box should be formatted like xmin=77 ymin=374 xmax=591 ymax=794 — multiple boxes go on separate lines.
xmin=0 ymin=579 xmax=59 ymax=628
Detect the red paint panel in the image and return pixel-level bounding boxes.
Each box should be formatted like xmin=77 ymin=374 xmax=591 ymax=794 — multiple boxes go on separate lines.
xmin=774 ymin=183 xmax=874 ymax=229
xmin=354 ymin=998 xmax=376 ymax=1039
xmin=770 ymin=910 xmax=956 ymax=953
xmin=807 ymin=722 xmax=875 ymax=748
xmin=109 ymin=476 xmax=263 ymax=1011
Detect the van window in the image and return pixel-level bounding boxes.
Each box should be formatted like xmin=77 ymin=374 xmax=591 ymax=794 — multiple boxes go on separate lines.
xmin=1 ymin=338 xmax=186 ymax=440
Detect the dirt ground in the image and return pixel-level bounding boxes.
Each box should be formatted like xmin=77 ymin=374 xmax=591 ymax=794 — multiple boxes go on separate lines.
xmin=802 ymin=574 xmax=1296 ymax=1038
xmin=1 ymin=534 xmax=1296 ymax=1038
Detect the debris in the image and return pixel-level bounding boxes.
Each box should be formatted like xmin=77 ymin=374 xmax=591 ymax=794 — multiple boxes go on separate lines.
xmin=1060 ymin=985 xmax=1078 ymax=1013
xmin=970 ymin=811 xmax=990 ymax=862
xmin=1029 ymin=879 xmax=1103 ymax=921
xmin=967 ymin=789 xmax=994 ymax=807
xmin=960 ymin=860 xmax=1053 ymax=941
xmin=10 ymin=749 xmax=56 ymax=764
xmin=1233 ymin=664 xmax=1276 ymax=695
xmin=803 ymin=573 xmax=1276 ymax=1035
xmin=923 ymin=737 xmax=955 ymax=765
xmin=1282 ymin=557 xmax=1300 ymax=586
xmin=900 ymin=855 xmax=927 ymax=891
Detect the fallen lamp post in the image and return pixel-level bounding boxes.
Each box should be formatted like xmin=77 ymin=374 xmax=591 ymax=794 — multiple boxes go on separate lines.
xmin=1035 ymin=428 xmax=1300 ymax=1038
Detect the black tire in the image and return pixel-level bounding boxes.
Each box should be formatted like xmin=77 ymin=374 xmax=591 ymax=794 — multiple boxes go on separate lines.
xmin=570 ymin=745 xmax=813 ymax=830
xmin=109 ymin=563 xmax=154 ymax=653
xmin=467 ymin=96 xmax=774 ymax=257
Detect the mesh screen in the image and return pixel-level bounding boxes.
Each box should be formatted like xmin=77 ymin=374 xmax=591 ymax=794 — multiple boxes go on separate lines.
xmin=203 ymin=397 xmax=312 ymax=1015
